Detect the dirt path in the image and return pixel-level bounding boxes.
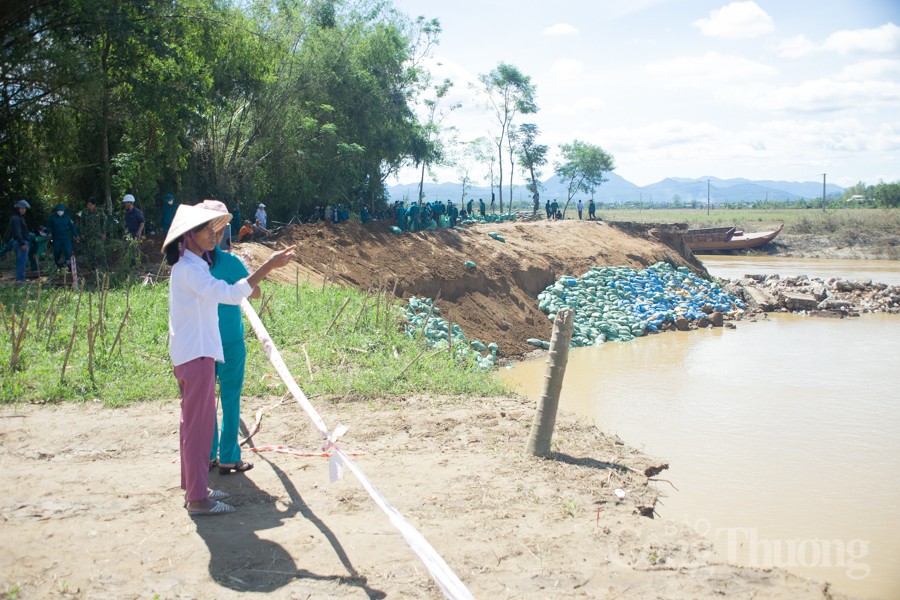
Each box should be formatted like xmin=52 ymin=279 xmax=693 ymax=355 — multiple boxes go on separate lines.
xmin=0 ymin=396 xmax=846 ymax=599
xmin=239 ymin=219 xmax=698 ymax=357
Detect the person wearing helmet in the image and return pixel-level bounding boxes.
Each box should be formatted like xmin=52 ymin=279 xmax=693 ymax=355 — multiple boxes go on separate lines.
xmin=9 ymin=200 xmax=32 ymax=281
xmin=254 ymin=203 xmax=267 ymax=229
xmin=122 ymin=194 xmax=145 ymax=239
xmin=163 ymin=202 xmax=296 ymax=516
xmin=45 ymin=203 xmax=79 ymax=271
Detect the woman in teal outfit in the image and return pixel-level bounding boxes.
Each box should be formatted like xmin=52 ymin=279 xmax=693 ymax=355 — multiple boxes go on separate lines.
xmin=202 ymin=200 xmax=256 ymax=475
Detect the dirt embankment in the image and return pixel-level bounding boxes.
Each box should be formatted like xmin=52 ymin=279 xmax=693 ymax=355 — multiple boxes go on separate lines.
xmin=242 ymin=219 xmax=699 ymax=357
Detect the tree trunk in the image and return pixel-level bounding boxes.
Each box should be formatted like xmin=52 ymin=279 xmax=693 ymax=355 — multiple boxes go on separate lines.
xmin=496 ymin=142 xmax=503 ymax=214
xmin=418 ymin=159 xmax=426 ymax=204
xmin=101 ymin=36 xmax=112 ymax=214
xmin=525 ymin=308 xmax=574 ymax=457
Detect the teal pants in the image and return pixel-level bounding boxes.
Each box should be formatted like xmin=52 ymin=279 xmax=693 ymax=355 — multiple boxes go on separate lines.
xmin=210 ymin=339 xmax=246 ymax=464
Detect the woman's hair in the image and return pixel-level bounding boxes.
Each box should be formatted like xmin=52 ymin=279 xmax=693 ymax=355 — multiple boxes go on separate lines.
xmin=164 ymin=221 xmax=212 ymax=266
xmin=164 ymin=237 xmax=182 ymax=266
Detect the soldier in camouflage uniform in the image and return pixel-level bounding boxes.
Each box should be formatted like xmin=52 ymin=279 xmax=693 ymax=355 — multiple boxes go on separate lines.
xmin=80 ymin=197 xmax=108 ymax=271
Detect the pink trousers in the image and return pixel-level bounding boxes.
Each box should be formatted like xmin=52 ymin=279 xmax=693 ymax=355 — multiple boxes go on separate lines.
xmin=174 ymin=357 xmax=216 ymax=502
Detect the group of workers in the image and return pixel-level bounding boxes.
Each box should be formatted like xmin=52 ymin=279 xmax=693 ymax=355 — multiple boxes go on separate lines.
xmin=391 ymin=198 xmax=479 ymax=233
xmin=2 ymin=194 xmax=152 ymax=281
xmin=545 ymin=198 xmax=598 ymax=221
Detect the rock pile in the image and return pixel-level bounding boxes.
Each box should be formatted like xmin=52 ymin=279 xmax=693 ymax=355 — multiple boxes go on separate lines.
xmin=724 ymin=275 xmax=900 ymax=318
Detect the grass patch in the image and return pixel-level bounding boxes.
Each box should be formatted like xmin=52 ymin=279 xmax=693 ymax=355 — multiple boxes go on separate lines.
xmin=599 ymin=206 xmax=900 ymax=237
xmin=0 ymin=280 xmax=507 ymax=406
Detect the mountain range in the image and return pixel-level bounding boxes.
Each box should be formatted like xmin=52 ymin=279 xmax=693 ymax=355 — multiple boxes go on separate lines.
xmin=387 ymin=173 xmax=845 ymax=206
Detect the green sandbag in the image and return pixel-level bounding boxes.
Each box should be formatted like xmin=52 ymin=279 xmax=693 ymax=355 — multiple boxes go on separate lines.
xmin=464 ymin=260 xmax=476 ymax=268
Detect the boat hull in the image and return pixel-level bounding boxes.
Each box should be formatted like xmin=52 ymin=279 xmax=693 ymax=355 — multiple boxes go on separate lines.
xmin=685 ymin=224 xmax=783 ymax=252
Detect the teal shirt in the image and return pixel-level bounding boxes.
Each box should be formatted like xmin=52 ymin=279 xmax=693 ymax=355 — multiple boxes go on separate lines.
xmin=210 ymin=246 xmax=250 ymax=343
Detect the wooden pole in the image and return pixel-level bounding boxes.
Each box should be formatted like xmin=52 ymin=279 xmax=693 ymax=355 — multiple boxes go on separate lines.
xmin=525 ymin=308 xmax=575 ymax=457
xmin=325 ymin=296 xmax=352 ymax=335
xmin=60 ymin=290 xmax=84 ymax=383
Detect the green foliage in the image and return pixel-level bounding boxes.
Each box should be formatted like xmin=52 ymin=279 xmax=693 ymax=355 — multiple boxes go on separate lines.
xmin=1 ymin=0 xmax=432 ymax=225
xmin=477 ymin=62 xmax=538 ymax=211
xmin=517 ymin=123 xmax=548 ymax=202
xmin=0 ymin=280 xmax=506 ymax=406
xmin=872 ymin=181 xmax=900 ymax=208
xmin=555 ymin=140 xmax=615 ymax=206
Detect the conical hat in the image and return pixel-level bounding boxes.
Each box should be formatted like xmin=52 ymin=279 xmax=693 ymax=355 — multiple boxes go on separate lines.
xmin=161 ymin=203 xmax=232 ymax=251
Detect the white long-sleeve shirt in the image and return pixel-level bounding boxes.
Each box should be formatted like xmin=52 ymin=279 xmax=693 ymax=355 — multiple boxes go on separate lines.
xmin=168 ymin=251 xmax=252 ymax=366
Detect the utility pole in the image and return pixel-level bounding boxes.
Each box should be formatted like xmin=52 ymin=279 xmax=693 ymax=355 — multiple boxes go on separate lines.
xmin=822 ymin=173 xmax=827 ymax=211
xmin=707 ymin=179 xmax=710 ymax=216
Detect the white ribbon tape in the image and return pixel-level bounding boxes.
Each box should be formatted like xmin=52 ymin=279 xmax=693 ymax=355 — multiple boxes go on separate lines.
xmin=240 ymin=299 xmax=474 ymax=600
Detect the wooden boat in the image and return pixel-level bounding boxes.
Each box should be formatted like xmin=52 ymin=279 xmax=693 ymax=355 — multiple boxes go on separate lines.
xmin=684 ymin=223 xmax=783 ymax=252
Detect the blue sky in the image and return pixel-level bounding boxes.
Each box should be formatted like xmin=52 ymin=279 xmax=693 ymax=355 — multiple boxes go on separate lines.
xmin=389 ymin=0 xmax=900 ymax=188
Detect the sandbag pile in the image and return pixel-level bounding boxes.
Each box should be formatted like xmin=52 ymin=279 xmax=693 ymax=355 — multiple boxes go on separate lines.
xmin=404 ymin=296 xmax=499 ymax=369
xmin=460 ymin=212 xmax=518 ymax=225
xmin=532 ymin=262 xmax=745 ymax=348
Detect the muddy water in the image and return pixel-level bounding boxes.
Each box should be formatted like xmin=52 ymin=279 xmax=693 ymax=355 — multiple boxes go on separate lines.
xmin=702 ymin=255 xmax=900 ymax=286
xmin=500 ymin=262 xmax=900 ymax=599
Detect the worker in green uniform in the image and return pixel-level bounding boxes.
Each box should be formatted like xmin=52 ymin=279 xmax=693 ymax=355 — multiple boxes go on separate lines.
xmin=46 ymin=203 xmax=79 ymax=271
xmin=201 ymin=200 xmax=256 ymax=475
xmin=80 ymin=197 xmax=108 ymax=271
xmin=160 ymin=193 xmax=178 ymax=237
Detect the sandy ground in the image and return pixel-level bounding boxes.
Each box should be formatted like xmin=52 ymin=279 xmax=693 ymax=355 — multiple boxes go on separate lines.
xmin=0 ymin=219 xmax=868 ymax=599
xmin=0 ymin=395 xmax=848 ymax=600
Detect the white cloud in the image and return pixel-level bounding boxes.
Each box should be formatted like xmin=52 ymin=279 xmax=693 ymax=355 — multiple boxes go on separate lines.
xmin=777 ymin=23 xmax=900 ymax=59
xmin=646 ymin=52 xmax=777 ymax=87
xmin=824 ymin=22 xmax=900 ymax=55
xmin=600 ymin=117 xmax=900 ymax=185
xmin=549 ymin=59 xmax=584 ymax=78
xmin=837 ymin=59 xmax=900 ymax=82
xmin=542 ymin=23 xmax=578 ymax=36
xmin=733 ymin=77 xmax=900 ymax=113
xmin=545 ymin=96 xmax=606 ymax=118
xmin=693 ymin=1 xmax=774 ymax=39
xmin=777 ymin=34 xmax=817 ymax=59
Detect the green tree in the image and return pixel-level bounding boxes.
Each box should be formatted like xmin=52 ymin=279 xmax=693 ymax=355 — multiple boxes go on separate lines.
xmin=472 ymin=136 xmax=497 ymax=203
xmin=872 ymin=181 xmax=900 ymax=208
xmin=554 ymin=140 xmax=615 ymax=216
xmin=416 ymin=78 xmax=459 ymax=204
xmin=516 ymin=123 xmax=547 ymax=214
xmin=476 ymin=63 xmax=537 ymax=212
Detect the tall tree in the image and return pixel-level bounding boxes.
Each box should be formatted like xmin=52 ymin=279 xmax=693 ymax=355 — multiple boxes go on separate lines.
xmin=554 ymin=140 xmax=615 ymax=217
xmin=476 ymin=63 xmax=536 ymax=213
xmin=516 ymin=123 xmax=548 ymax=214
xmin=416 ymin=78 xmax=459 ymax=204
xmin=472 ymin=136 xmax=497 ymax=204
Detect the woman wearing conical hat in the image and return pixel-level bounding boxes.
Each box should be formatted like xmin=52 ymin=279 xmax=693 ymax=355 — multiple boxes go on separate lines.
xmin=162 ymin=203 xmax=295 ymax=516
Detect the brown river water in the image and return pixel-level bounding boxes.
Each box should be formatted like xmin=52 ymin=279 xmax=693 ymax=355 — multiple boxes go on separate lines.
xmin=499 ymin=257 xmax=900 ymax=599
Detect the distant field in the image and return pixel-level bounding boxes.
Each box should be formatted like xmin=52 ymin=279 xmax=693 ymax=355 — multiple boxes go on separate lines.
xmin=596 ymin=207 xmax=900 ymax=236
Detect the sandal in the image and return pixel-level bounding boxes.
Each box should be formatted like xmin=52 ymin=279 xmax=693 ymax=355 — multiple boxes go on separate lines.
xmin=208 ymin=489 xmax=230 ymax=501
xmin=218 ymin=460 xmax=253 ymax=475
xmin=187 ymin=500 xmax=235 ymax=516
xmin=208 ymin=459 xmax=219 ymax=471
